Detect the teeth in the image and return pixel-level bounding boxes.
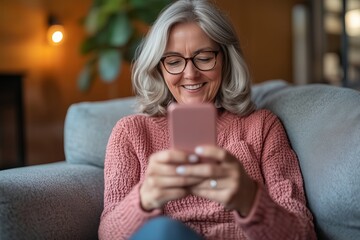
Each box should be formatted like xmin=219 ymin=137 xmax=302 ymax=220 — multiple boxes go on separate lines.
xmin=183 ymin=83 xmax=204 ymax=90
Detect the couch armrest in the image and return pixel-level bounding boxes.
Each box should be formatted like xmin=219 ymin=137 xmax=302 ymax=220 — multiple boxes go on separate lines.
xmin=0 ymin=162 xmax=104 ymax=240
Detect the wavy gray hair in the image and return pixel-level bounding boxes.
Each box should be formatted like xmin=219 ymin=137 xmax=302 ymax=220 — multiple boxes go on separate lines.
xmin=132 ymin=0 xmax=255 ymax=116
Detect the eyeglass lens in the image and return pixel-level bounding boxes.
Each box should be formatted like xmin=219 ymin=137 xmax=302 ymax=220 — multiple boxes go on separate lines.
xmin=162 ymin=51 xmax=217 ymax=74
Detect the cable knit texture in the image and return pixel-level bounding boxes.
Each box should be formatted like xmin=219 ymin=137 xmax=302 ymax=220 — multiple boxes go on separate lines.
xmin=98 ymin=109 xmax=316 ymax=240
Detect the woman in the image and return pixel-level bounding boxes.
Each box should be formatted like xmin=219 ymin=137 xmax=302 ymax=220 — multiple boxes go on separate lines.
xmin=98 ymin=0 xmax=316 ymax=239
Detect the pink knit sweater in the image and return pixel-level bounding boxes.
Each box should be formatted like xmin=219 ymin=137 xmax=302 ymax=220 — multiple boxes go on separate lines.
xmin=98 ymin=109 xmax=316 ymax=240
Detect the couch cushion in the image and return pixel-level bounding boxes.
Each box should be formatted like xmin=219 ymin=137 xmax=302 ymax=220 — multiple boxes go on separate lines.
xmin=64 ymin=97 xmax=137 ymax=167
xmin=257 ymin=84 xmax=360 ymax=240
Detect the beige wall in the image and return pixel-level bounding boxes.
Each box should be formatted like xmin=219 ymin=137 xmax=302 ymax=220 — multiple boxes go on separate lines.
xmin=0 ymin=0 xmax=304 ymax=165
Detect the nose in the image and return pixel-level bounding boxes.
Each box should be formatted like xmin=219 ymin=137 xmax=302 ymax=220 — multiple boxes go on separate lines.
xmin=183 ymin=59 xmax=200 ymax=78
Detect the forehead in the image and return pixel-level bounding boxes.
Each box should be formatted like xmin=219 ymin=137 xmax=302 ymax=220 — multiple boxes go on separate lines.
xmin=165 ymin=22 xmax=217 ymax=52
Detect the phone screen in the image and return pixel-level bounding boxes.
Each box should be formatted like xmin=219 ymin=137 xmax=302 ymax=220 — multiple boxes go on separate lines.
xmin=168 ymin=103 xmax=216 ymax=153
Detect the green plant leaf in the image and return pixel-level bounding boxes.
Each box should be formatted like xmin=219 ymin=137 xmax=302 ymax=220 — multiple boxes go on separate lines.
xmin=85 ymin=7 xmax=100 ymax=34
xmin=85 ymin=0 xmax=124 ymax=35
xmin=93 ymin=0 xmax=106 ymax=8
xmin=78 ymin=0 xmax=172 ymax=91
xmin=98 ymin=49 xmax=122 ymax=82
xmin=102 ymin=0 xmax=127 ymax=14
xmin=78 ymin=61 xmax=96 ymax=91
xmin=80 ymin=36 xmax=97 ymax=54
xmin=110 ymin=12 xmax=133 ymax=47
xmin=80 ymin=28 xmax=111 ymax=55
xmin=85 ymin=6 xmax=111 ymax=35
xmin=131 ymin=0 xmax=171 ymax=24
xmin=124 ymin=36 xmax=142 ymax=61
xmin=133 ymin=9 xmax=157 ymax=24
xmin=130 ymin=0 xmax=170 ymax=9
xmin=129 ymin=0 xmax=147 ymax=8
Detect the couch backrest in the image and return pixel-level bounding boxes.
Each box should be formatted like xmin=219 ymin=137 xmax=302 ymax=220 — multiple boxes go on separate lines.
xmin=64 ymin=97 xmax=137 ymax=168
xmin=257 ymin=83 xmax=360 ymax=240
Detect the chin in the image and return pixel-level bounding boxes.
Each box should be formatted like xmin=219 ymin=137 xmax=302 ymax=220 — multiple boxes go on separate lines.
xmin=180 ymin=98 xmax=212 ymax=105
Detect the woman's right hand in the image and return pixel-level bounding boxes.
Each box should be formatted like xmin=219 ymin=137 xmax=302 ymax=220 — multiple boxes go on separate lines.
xmin=140 ymin=149 xmax=203 ymax=211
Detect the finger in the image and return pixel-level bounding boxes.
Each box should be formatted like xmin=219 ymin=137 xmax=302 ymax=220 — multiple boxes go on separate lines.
xmin=148 ymin=160 xmax=203 ymax=177
xmin=147 ymin=176 xmax=204 ymax=188
xmin=175 ymin=162 xmax=226 ymax=178
xmin=191 ymin=177 xmax=227 ymax=190
xmin=194 ymin=145 xmax=231 ymax=163
xmin=149 ymin=149 xmax=196 ymax=164
xmin=147 ymin=163 xmax=178 ymax=176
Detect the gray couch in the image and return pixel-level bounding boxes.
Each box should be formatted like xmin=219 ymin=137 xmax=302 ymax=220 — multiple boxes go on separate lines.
xmin=0 ymin=80 xmax=359 ymax=240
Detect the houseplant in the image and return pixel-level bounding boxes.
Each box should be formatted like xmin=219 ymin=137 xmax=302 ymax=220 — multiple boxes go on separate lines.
xmin=78 ymin=0 xmax=172 ymax=91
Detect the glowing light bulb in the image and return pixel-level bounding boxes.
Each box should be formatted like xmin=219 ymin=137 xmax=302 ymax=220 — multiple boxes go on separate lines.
xmin=47 ymin=25 xmax=65 ymax=45
xmin=52 ymin=31 xmax=63 ymax=43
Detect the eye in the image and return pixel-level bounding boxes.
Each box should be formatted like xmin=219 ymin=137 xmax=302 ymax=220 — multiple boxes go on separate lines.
xmin=164 ymin=56 xmax=183 ymax=66
xmin=195 ymin=57 xmax=212 ymax=63
xmin=194 ymin=52 xmax=214 ymax=63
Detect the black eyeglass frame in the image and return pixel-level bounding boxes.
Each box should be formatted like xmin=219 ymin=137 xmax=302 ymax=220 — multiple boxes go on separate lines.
xmin=160 ymin=50 xmax=220 ymax=75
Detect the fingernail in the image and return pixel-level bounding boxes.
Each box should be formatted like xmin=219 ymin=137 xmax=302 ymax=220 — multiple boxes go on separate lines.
xmin=176 ymin=166 xmax=186 ymax=175
xmin=195 ymin=147 xmax=204 ymax=155
xmin=188 ymin=154 xmax=199 ymax=163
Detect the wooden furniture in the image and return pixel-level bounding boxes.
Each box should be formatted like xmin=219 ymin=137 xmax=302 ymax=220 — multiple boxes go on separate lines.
xmin=0 ymin=74 xmax=25 ymax=169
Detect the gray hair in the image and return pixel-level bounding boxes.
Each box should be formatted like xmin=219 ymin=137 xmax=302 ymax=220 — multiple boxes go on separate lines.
xmin=132 ymin=0 xmax=255 ymax=116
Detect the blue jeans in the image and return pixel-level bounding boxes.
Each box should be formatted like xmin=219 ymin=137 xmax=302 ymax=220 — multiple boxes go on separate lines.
xmin=129 ymin=216 xmax=204 ymax=240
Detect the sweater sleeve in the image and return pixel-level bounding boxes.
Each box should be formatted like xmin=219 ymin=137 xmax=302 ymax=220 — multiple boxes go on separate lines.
xmin=98 ymin=119 xmax=162 ymax=240
xmin=234 ymin=112 xmax=317 ymax=239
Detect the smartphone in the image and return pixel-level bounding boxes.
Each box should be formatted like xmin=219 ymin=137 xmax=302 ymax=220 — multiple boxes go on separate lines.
xmin=168 ymin=103 xmax=217 ymax=153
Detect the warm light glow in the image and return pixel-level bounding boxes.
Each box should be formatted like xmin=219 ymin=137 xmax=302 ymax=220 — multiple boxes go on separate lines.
xmin=52 ymin=31 xmax=63 ymax=43
xmin=346 ymin=9 xmax=360 ymax=36
xmin=47 ymin=25 xmax=65 ymax=45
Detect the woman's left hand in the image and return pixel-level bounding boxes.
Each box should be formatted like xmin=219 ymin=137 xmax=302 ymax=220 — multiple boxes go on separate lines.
xmin=177 ymin=145 xmax=258 ymax=217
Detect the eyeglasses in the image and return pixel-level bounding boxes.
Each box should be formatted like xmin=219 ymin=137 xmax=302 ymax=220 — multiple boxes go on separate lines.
xmin=160 ymin=50 xmax=220 ymax=75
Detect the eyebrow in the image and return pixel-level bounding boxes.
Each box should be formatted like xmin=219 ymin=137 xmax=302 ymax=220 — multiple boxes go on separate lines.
xmin=162 ymin=47 xmax=217 ymax=57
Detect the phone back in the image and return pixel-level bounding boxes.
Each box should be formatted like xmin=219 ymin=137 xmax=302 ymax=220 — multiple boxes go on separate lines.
xmin=168 ymin=103 xmax=216 ymax=152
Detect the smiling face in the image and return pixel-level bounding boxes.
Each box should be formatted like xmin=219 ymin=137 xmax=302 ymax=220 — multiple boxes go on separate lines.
xmin=160 ymin=22 xmax=223 ymax=105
